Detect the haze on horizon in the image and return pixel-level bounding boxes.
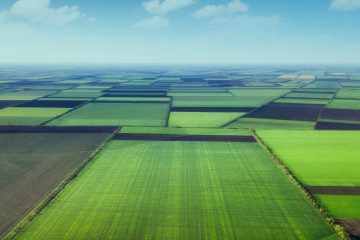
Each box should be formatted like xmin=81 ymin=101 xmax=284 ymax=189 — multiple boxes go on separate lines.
xmin=0 ymin=0 xmax=360 ymax=65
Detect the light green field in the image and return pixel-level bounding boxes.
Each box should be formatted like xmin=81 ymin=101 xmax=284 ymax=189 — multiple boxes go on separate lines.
xmin=0 ymin=107 xmax=71 ymax=125
xmin=55 ymin=80 xmax=95 ymax=84
xmin=275 ymin=98 xmax=330 ymax=105
xmin=172 ymin=96 xmax=276 ymax=108
xmin=0 ymin=107 xmax=71 ymax=118
xmin=95 ymin=97 xmax=171 ymax=103
xmin=227 ymin=118 xmax=316 ymax=130
xmin=49 ymin=102 xmax=169 ymax=127
xmin=327 ymin=99 xmax=360 ymax=110
xmin=169 ymin=112 xmax=245 ymax=128
xmin=305 ymin=82 xmax=342 ymax=89
xmin=120 ymin=127 xmax=251 ymax=136
xmin=48 ymin=91 xmax=104 ymax=98
xmin=169 ymin=87 xmax=227 ymax=93
xmin=335 ymin=89 xmax=360 ymax=100
xmin=315 ymin=195 xmax=360 ymax=219
xmin=168 ymin=92 xmax=233 ymax=97
xmin=0 ymin=91 xmax=56 ymax=101
xmin=257 ymin=130 xmax=360 ymax=186
xmin=14 ymin=140 xmax=337 ymax=240
xmin=284 ymin=92 xmax=334 ymax=99
xmin=228 ymin=89 xmax=289 ymax=97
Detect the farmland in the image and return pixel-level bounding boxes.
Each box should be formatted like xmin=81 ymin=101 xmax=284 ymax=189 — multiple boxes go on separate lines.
xmin=14 ymin=137 xmax=337 ymax=240
xmin=1 ymin=65 xmax=360 ymax=239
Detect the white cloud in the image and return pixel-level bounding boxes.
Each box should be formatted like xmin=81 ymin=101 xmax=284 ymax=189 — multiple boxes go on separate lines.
xmin=331 ymin=0 xmax=360 ymax=10
xmin=133 ymin=15 xmax=169 ymax=29
xmin=193 ymin=0 xmax=248 ymax=18
xmin=142 ymin=0 xmax=194 ymax=15
xmin=9 ymin=0 xmax=83 ymax=25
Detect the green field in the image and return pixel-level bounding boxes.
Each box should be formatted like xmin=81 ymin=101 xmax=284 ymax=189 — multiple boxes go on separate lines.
xmin=315 ymin=195 xmax=360 ymax=219
xmin=0 ymin=91 xmax=56 ymax=101
xmin=274 ymin=97 xmax=330 ymax=105
xmin=304 ymin=81 xmax=342 ymax=89
xmin=169 ymin=112 xmax=245 ymax=127
xmin=120 ymin=127 xmax=251 ymax=136
xmin=284 ymin=92 xmax=334 ymax=99
xmin=327 ymin=99 xmax=360 ymax=110
xmin=14 ymin=140 xmax=337 ymax=240
xmin=0 ymin=107 xmax=71 ymax=125
xmin=336 ymin=90 xmax=360 ymax=100
xmin=95 ymin=97 xmax=171 ymax=103
xmin=227 ymin=118 xmax=316 ymax=130
xmin=172 ymin=96 xmax=276 ymax=108
xmin=47 ymin=91 xmax=104 ymax=98
xmin=228 ymin=89 xmax=289 ymax=97
xmin=257 ymin=130 xmax=360 ymax=186
xmin=48 ymin=102 xmax=169 ymax=126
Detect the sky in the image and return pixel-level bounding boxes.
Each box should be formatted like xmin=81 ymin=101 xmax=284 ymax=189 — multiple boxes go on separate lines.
xmin=0 ymin=0 xmax=360 ymax=64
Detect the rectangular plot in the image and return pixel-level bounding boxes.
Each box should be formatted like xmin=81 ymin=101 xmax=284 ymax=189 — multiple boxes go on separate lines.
xmin=227 ymin=118 xmax=316 ymax=130
xmin=172 ymin=96 xmax=275 ymax=108
xmin=48 ymin=102 xmax=170 ymax=127
xmin=16 ymin=100 xmax=86 ymax=108
xmin=328 ymin=99 xmax=360 ymax=110
xmin=284 ymin=92 xmax=334 ymax=99
xmin=120 ymin=127 xmax=251 ymax=136
xmin=0 ymin=107 xmax=71 ymax=125
xmin=316 ymin=121 xmax=360 ymax=130
xmin=247 ymin=103 xmax=323 ymax=121
xmin=0 ymin=100 xmax=26 ymax=109
xmin=274 ymin=98 xmax=330 ymax=105
xmin=113 ymin=133 xmax=256 ymax=142
xmin=257 ymin=130 xmax=360 ymax=187
xmin=0 ymin=131 xmax=112 ymax=238
xmin=336 ymin=90 xmax=360 ymax=100
xmin=0 ymin=91 xmax=55 ymax=101
xmin=320 ymin=108 xmax=360 ymax=122
xmin=169 ymin=112 xmax=245 ymax=128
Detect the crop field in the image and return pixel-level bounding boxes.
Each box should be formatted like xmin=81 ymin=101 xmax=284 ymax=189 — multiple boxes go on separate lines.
xmin=227 ymin=117 xmax=316 ymax=129
xmin=169 ymin=112 xmax=245 ymax=127
xmin=48 ymin=102 xmax=170 ymax=127
xmin=0 ymin=107 xmax=71 ymax=125
xmin=2 ymin=65 xmax=360 ymax=239
xmin=0 ymin=126 xmax=115 ymax=238
xmin=14 ymin=137 xmax=337 ymax=240
xmin=257 ymin=130 xmax=360 ymax=237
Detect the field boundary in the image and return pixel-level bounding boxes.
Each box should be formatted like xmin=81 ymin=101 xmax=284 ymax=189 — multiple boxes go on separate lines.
xmin=306 ymin=186 xmax=360 ymax=195
xmin=0 ymin=125 xmax=117 ymax=133
xmin=252 ymin=130 xmax=349 ymax=240
xmin=3 ymin=127 xmax=120 ymax=240
xmin=113 ymin=133 xmax=256 ymax=142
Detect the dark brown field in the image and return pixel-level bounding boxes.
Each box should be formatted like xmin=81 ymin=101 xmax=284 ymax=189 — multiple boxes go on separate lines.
xmin=113 ymin=133 xmax=256 ymax=142
xmin=338 ymin=220 xmax=360 ymax=239
xmin=306 ymin=186 xmax=360 ymax=195
xmin=0 ymin=130 xmax=113 ymax=238
xmin=316 ymin=121 xmax=360 ymax=130
xmin=320 ymin=108 xmax=360 ymax=122
xmin=247 ymin=103 xmax=324 ymax=121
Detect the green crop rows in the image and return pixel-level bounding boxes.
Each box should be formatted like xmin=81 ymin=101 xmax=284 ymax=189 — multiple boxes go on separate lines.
xmin=15 ymin=140 xmax=337 ymax=240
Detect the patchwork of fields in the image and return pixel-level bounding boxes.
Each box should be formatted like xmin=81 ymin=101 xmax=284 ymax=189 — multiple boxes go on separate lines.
xmin=1 ymin=66 xmax=360 ymax=239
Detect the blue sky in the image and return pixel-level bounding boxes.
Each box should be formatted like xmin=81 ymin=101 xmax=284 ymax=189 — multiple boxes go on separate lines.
xmin=0 ymin=0 xmax=360 ymax=64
